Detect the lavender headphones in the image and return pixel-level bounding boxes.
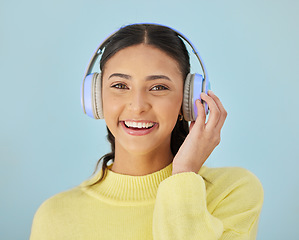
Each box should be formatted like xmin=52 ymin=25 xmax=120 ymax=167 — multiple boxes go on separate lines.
xmin=81 ymin=23 xmax=210 ymax=121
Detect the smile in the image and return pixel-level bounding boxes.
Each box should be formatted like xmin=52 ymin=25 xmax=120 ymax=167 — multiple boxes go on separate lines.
xmin=120 ymin=121 xmax=158 ymax=136
xmin=124 ymin=121 xmax=155 ymax=129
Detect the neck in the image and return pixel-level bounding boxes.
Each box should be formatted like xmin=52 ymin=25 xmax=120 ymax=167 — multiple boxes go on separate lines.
xmin=111 ymin=141 xmax=174 ymax=176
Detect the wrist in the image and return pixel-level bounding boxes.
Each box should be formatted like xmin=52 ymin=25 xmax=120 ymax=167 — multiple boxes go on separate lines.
xmin=172 ymin=165 xmax=201 ymax=175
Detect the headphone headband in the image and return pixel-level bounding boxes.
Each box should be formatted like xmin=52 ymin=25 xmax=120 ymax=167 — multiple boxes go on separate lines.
xmin=81 ymin=23 xmax=209 ymax=115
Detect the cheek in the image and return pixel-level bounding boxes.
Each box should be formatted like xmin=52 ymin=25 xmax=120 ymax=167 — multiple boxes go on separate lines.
xmin=156 ymin=93 xmax=183 ymax=123
xmin=165 ymin=95 xmax=182 ymax=113
xmin=102 ymin=90 xmax=122 ymax=125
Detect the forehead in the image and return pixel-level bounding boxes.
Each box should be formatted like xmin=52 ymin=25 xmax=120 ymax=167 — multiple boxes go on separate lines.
xmin=102 ymin=44 xmax=182 ymax=77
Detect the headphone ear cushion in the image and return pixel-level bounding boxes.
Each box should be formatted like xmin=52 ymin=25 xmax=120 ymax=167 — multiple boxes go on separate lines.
xmin=94 ymin=73 xmax=104 ymax=119
xmin=182 ymin=73 xmax=194 ymax=121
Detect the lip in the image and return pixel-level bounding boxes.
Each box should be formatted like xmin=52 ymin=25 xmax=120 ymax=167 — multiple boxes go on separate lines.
xmin=120 ymin=121 xmax=158 ymax=136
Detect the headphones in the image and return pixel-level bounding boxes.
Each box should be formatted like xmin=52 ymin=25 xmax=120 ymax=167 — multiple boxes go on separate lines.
xmin=81 ymin=23 xmax=210 ymax=122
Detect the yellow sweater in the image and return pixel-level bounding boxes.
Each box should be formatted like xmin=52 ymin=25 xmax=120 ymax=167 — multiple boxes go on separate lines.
xmin=30 ymin=164 xmax=263 ymax=240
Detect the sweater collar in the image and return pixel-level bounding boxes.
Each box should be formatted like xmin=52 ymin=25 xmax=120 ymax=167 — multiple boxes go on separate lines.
xmin=80 ymin=163 xmax=173 ymax=205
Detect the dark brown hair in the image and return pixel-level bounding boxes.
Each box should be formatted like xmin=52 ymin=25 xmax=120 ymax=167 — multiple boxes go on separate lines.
xmin=90 ymin=24 xmax=190 ymax=185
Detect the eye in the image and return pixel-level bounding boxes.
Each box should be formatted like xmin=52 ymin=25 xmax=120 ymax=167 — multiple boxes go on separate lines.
xmin=111 ymin=83 xmax=129 ymax=89
xmin=150 ymin=85 xmax=169 ymax=91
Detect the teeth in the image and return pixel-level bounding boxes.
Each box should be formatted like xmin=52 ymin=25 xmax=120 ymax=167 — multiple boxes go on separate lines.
xmin=125 ymin=121 xmax=155 ymax=129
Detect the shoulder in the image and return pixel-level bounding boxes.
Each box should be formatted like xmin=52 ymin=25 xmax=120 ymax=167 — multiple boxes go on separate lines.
xmin=200 ymin=166 xmax=263 ymax=187
xmin=200 ymin=166 xmax=264 ymax=194
xmin=33 ymin=186 xmax=85 ymax=221
xmin=30 ymin=186 xmax=91 ymax=239
xmin=199 ymin=166 xmax=264 ymax=210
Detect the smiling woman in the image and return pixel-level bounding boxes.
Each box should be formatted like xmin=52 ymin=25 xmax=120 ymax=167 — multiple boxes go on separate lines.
xmin=30 ymin=23 xmax=264 ymax=240
xmin=102 ymin=44 xmax=184 ymax=175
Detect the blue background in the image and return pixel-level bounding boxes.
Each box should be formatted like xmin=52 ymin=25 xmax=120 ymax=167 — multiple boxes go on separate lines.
xmin=1 ymin=0 xmax=298 ymax=239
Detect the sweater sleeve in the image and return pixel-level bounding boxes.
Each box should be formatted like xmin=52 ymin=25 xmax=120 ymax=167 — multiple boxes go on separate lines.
xmin=153 ymin=169 xmax=263 ymax=240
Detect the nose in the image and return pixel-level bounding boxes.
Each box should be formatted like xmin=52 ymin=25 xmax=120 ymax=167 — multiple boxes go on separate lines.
xmin=127 ymin=89 xmax=151 ymax=114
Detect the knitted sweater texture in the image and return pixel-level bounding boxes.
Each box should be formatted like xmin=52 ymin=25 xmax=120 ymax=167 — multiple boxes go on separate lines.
xmin=30 ymin=164 xmax=264 ymax=240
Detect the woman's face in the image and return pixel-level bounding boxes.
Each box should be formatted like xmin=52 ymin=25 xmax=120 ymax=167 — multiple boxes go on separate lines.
xmin=102 ymin=44 xmax=184 ymax=155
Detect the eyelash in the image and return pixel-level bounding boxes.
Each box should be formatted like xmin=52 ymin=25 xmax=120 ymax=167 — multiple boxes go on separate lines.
xmin=111 ymin=83 xmax=128 ymax=89
xmin=110 ymin=83 xmax=169 ymax=91
xmin=150 ymin=85 xmax=169 ymax=91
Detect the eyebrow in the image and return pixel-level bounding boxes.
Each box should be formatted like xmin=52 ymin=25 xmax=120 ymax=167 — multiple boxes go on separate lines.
xmin=146 ymin=75 xmax=171 ymax=81
xmin=108 ymin=73 xmax=171 ymax=81
xmin=108 ymin=73 xmax=131 ymax=80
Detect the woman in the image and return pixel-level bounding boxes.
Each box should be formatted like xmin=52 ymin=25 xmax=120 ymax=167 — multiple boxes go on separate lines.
xmin=30 ymin=23 xmax=263 ymax=240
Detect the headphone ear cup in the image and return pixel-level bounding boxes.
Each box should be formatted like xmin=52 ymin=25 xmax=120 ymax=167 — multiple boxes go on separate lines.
xmin=182 ymin=73 xmax=204 ymax=121
xmin=202 ymin=76 xmax=210 ymax=115
xmin=81 ymin=73 xmax=103 ymax=119
xmin=82 ymin=73 xmax=96 ymax=119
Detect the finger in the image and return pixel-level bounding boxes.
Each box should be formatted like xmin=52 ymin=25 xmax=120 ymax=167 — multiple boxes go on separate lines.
xmin=200 ymin=92 xmax=221 ymax=128
xmin=189 ymin=121 xmax=195 ymax=131
xmin=194 ymin=99 xmax=206 ymax=126
xmin=189 ymin=99 xmax=206 ymax=132
xmin=208 ymin=91 xmax=227 ymax=131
